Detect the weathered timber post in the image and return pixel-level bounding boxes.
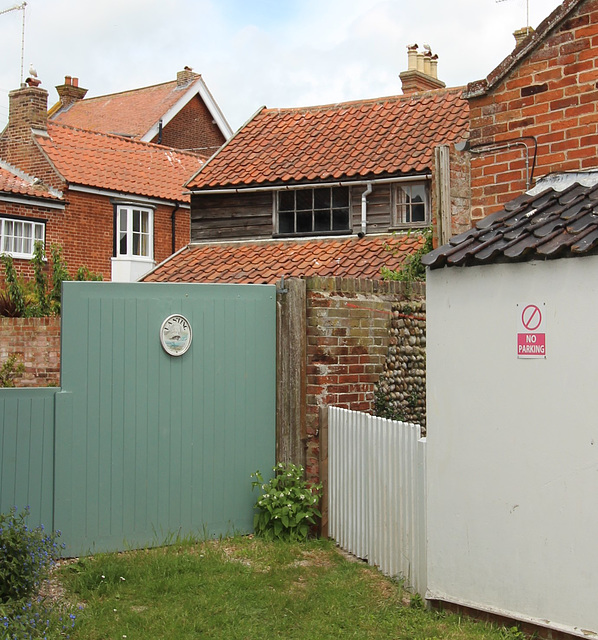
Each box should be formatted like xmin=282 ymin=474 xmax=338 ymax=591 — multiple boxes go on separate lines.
xmin=276 ymin=277 xmax=306 ymax=468
xmin=318 ymin=404 xmax=329 ymax=538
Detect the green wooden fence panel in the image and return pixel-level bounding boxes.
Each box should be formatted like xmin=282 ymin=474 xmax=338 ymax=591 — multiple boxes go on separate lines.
xmin=56 ymin=282 xmax=276 ymax=556
xmin=0 ymin=388 xmax=55 ymax=529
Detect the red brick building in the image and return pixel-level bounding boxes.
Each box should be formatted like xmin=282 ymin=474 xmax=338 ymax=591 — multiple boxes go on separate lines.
xmin=464 ymin=0 xmax=598 ymax=221
xmin=49 ymin=68 xmax=232 ymax=155
xmin=0 ymin=81 xmax=204 ymax=281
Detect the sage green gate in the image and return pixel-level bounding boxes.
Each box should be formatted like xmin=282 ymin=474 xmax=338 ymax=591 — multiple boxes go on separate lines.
xmin=55 ymin=282 xmax=276 ymax=556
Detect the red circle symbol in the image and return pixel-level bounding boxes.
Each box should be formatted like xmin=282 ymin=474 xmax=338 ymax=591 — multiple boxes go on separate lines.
xmin=522 ymin=305 xmax=542 ymax=331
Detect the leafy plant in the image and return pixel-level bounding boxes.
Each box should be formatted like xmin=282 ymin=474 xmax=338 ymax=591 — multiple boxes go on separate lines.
xmin=381 ymin=227 xmax=433 ymax=284
xmin=251 ymin=463 xmax=322 ymax=541
xmin=30 ymin=242 xmax=50 ymax=316
xmin=0 ymin=291 xmax=19 ymax=318
xmin=0 ymin=507 xmax=61 ymax=604
xmin=0 ymin=354 xmax=25 ymax=388
xmin=0 ymin=255 xmax=26 ymax=317
xmin=0 ymin=243 xmax=102 ymax=317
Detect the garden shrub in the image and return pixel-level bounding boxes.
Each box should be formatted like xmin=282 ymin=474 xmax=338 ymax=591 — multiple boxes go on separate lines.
xmin=0 ymin=507 xmax=61 ymax=603
xmin=0 ymin=507 xmax=72 ymax=639
xmin=251 ymin=463 xmax=322 ymax=541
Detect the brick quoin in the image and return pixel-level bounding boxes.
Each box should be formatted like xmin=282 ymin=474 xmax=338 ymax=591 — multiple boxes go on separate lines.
xmin=464 ymin=0 xmax=598 ymax=219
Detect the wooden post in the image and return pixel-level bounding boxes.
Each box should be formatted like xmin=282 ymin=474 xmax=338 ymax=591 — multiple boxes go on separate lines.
xmin=319 ymin=404 xmax=329 ymax=538
xmin=276 ymin=278 xmax=306 ymax=468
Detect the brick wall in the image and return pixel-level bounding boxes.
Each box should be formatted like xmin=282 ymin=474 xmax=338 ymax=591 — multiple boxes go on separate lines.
xmin=303 ymin=276 xmax=424 ymax=483
xmin=155 ymin=96 xmax=225 ymax=155
xmin=1 ymin=191 xmax=190 ymax=282
xmin=0 ymin=317 xmax=60 ymax=387
xmin=467 ymin=0 xmax=598 ymax=219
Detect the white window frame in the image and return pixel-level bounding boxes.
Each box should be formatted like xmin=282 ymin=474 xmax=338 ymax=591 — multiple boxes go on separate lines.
xmin=275 ymin=186 xmax=351 ymax=236
xmin=391 ymin=181 xmax=430 ymax=228
xmin=115 ymin=204 xmax=154 ymax=260
xmin=0 ymin=216 xmax=45 ymax=259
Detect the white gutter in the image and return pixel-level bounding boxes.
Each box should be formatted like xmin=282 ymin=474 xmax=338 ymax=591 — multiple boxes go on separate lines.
xmin=188 ymin=173 xmax=432 ymax=196
xmin=359 ymin=182 xmax=373 ymax=238
xmin=67 ymin=184 xmax=191 ymax=209
xmin=0 ymin=195 xmax=65 ymax=210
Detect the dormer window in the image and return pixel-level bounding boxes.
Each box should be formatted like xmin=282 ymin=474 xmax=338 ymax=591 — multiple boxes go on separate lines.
xmin=277 ymin=186 xmax=350 ymax=235
xmin=392 ymin=182 xmax=429 ymax=227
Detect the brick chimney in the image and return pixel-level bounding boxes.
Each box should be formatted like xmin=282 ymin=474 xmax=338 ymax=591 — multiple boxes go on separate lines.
xmin=55 ymin=76 xmax=88 ymax=108
xmin=400 ymin=44 xmax=446 ymax=95
xmin=177 ymin=66 xmax=199 ymax=87
xmin=0 ymin=82 xmax=56 ymax=185
xmin=513 ymin=26 xmax=534 ymax=47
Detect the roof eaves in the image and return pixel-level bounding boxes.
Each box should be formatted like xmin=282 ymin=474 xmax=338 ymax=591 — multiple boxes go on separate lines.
xmin=463 ymin=0 xmax=584 ymax=99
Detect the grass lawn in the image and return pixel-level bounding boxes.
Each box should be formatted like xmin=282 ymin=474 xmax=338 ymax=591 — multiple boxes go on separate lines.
xmin=54 ymin=537 xmax=522 ymax=640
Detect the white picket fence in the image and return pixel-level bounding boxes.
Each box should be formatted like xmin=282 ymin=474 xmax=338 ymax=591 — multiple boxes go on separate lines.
xmin=328 ymin=407 xmax=427 ymax=596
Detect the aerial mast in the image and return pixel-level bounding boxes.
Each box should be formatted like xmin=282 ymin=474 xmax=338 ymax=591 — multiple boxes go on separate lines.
xmin=0 ymin=2 xmax=27 ymax=84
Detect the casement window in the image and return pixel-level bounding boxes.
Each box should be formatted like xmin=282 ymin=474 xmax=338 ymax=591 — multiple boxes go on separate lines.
xmin=115 ymin=205 xmax=153 ymax=259
xmin=392 ymin=183 xmax=429 ymax=226
xmin=277 ymin=186 xmax=351 ymax=235
xmin=0 ymin=216 xmax=45 ymax=259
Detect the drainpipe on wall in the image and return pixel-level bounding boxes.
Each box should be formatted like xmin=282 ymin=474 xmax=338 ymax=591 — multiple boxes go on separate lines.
xmin=358 ymin=182 xmax=373 ymax=238
xmin=158 ymin=119 xmax=163 ymax=145
xmin=171 ymin=203 xmax=179 ymax=254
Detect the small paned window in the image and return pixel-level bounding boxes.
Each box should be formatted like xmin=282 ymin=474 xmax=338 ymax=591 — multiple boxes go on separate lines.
xmin=277 ymin=187 xmax=350 ymax=235
xmin=0 ymin=217 xmax=45 ymax=259
xmin=116 ymin=206 xmax=153 ymax=259
xmin=393 ymin=183 xmax=429 ymax=226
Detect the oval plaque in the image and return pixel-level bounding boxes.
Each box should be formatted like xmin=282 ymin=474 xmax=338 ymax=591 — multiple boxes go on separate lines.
xmin=160 ymin=314 xmax=192 ymax=356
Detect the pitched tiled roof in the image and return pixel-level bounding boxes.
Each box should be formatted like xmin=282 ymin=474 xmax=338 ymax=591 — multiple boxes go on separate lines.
xmin=422 ymin=176 xmax=598 ymax=269
xmin=464 ymin=0 xmax=582 ymax=98
xmin=143 ymin=233 xmax=424 ymax=284
xmin=50 ymin=73 xmax=232 ymax=142
xmin=0 ymin=163 xmax=61 ymax=201
xmin=187 ymin=88 xmax=468 ymax=190
xmin=51 ymin=78 xmax=192 ymax=138
xmin=35 ymin=123 xmax=203 ymax=202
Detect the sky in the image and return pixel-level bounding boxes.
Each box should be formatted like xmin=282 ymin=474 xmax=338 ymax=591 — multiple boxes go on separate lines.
xmin=0 ymin=0 xmax=564 ymax=134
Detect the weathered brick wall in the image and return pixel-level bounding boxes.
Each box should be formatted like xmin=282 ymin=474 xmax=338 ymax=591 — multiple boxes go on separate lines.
xmin=156 ymin=96 xmax=225 ymax=155
xmin=304 ymin=276 xmax=424 ymax=483
xmin=467 ymin=0 xmax=598 ymax=219
xmin=0 ymin=191 xmax=190 ymax=282
xmin=0 ymin=317 xmax=60 ymax=387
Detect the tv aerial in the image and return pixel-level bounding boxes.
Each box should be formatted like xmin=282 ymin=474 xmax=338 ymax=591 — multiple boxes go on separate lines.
xmin=496 ymin=0 xmax=530 ymax=29
xmin=0 ymin=2 xmax=27 ymax=84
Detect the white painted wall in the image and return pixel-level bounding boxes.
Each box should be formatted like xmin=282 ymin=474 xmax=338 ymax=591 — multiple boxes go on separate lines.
xmin=426 ymin=256 xmax=598 ymax=638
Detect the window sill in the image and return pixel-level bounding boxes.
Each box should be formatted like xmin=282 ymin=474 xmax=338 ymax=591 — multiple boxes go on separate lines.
xmin=273 ymin=229 xmax=352 ymax=239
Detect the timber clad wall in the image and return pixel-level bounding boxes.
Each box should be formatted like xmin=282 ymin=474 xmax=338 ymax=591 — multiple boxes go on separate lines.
xmin=0 ymin=317 xmax=60 ymax=387
xmin=468 ymin=0 xmax=598 ymax=219
xmin=303 ymin=277 xmax=424 ymax=483
xmin=191 ymin=184 xmax=399 ymax=242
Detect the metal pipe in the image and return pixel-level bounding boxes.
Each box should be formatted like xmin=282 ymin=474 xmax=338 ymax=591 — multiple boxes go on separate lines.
xmin=171 ymin=203 xmax=179 ymax=255
xmin=470 ymin=136 xmax=538 ymax=189
xmin=359 ymin=182 xmax=373 ymax=238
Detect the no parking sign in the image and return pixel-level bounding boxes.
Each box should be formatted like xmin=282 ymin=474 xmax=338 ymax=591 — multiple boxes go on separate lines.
xmin=517 ymin=303 xmax=546 ymax=359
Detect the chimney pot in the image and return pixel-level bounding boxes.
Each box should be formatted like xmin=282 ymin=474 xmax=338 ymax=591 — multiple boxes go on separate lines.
xmin=400 ymin=43 xmax=445 ymax=94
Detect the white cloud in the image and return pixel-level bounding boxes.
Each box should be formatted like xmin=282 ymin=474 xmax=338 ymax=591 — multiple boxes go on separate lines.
xmin=0 ymin=0 xmax=565 ymax=133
